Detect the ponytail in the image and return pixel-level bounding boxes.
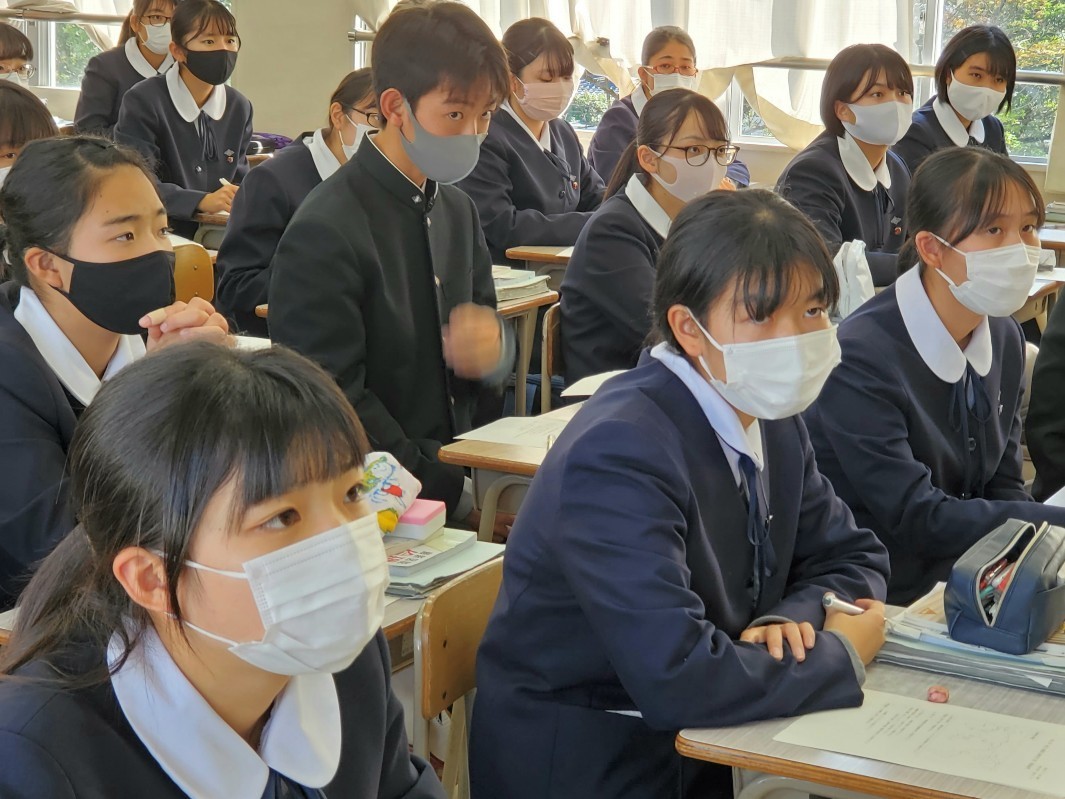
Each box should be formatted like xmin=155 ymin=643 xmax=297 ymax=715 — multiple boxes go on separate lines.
xmin=605 ymin=140 xmax=640 ymax=199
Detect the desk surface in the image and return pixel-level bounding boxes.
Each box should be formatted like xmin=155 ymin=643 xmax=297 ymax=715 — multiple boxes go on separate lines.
xmin=505 ymin=245 xmax=572 ymax=264
xmin=1041 ymin=228 xmax=1065 ymax=250
xmin=194 ymin=212 xmax=231 ymax=227
xmin=438 ymin=438 xmax=545 ymax=475
xmin=678 ymin=661 xmax=1065 ymax=799
xmin=497 ymin=290 xmax=558 ymax=318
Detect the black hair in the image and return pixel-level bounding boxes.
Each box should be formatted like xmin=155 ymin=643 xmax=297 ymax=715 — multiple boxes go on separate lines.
xmin=0 ymin=342 xmax=370 ymax=685
xmin=172 ymin=0 xmax=238 ymax=48
xmin=502 ymin=17 xmax=574 ymax=81
xmin=119 ymin=0 xmax=176 ymax=44
xmin=0 ymin=81 xmax=58 ymax=150
xmin=327 ymin=67 xmax=375 ymax=125
xmin=0 ymin=137 xmax=156 ymax=286
xmin=820 ymin=43 xmax=913 ymax=137
xmin=936 ymin=25 xmax=1016 ymax=114
xmin=606 ymin=88 xmax=729 ymax=198
xmin=641 ymin=25 xmax=695 ymax=66
xmin=898 ymin=146 xmax=1044 ymax=272
xmin=0 ymin=21 xmax=32 ymax=62
xmin=372 ymin=1 xmax=509 ymax=114
xmin=652 ymin=189 xmax=839 ymax=348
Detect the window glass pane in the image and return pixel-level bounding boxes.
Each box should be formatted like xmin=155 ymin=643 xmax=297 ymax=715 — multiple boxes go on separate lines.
xmin=564 ymin=74 xmax=617 ymax=131
xmin=55 ymin=23 xmax=100 ymax=89
xmin=741 ymin=97 xmax=772 ymax=138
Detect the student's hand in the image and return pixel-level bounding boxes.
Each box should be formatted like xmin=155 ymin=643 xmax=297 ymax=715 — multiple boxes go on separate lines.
xmin=442 ymin=303 xmax=503 ymax=379
xmin=718 ymin=177 xmax=737 ymax=191
xmin=463 ymin=507 xmax=516 ymax=543
xmin=740 ymin=621 xmax=816 ymax=662
xmin=823 ymin=598 xmax=886 ymax=665
xmin=197 ymin=184 xmax=238 ymax=214
xmin=142 ymin=297 xmax=230 ymax=351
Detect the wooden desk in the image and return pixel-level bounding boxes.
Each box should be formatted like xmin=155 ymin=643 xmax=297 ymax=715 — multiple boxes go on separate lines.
xmin=505 ymin=245 xmax=572 ymax=291
xmin=677 ymin=661 xmax=1065 ymax=799
xmin=1014 ymin=279 xmax=1062 ymax=331
xmin=1040 ymin=228 xmax=1065 ymax=266
xmin=194 ymin=212 xmax=231 ymax=227
xmin=498 ymin=290 xmax=559 ymax=417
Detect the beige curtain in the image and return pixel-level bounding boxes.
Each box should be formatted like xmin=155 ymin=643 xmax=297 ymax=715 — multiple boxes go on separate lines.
xmin=4 ymin=0 xmax=131 ymax=51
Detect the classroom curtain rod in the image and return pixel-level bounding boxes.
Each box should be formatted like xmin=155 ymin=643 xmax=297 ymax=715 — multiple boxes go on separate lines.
xmin=0 ymin=8 xmax=126 ymax=24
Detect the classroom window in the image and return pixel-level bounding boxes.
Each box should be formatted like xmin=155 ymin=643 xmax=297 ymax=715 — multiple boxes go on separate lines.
xmin=564 ymin=74 xmax=617 ymax=130
xmin=53 ymin=23 xmax=99 ymax=89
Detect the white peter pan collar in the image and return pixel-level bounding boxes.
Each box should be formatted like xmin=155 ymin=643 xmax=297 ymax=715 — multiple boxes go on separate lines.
xmin=895 ymin=264 xmax=993 ymax=383
xmin=303 ymin=128 xmax=342 ymax=182
xmin=167 ymin=64 xmax=226 ymax=123
xmin=502 ymin=99 xmax=552 ymax=151
xmin=109 ymin=626 xmax=342 ymax=799
xmin=631 ymin=85 xmax=648 ymax=117
xmin=124 ymin=37 xmax=174 ymax=79
xmin=624 ymin=174 xmax=671 ymax=239
xmin=13 ymin=286 xmax=144 ymax=406
xmin=650 ymin=342 xmax=764 ymax=482
xmin=837 ymin=132 xmax=892 ymax=192
xmin=933 ymin=97 xmax=986 ymax=147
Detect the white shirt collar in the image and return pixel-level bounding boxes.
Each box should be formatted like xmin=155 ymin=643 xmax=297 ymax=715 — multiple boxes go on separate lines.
xmin=501 ymin=99 xmax=552 ymax=151
xmin=837 ymin=132 xmax=891 ymax=192
xmin=631 ymin=85 xmax=648 ymax=117
xmin=109 ymin=626 xmax=342 ymax=799
xmin=624 ymin=174 xmax=671 ymax=239
xmin=13 ymin=286 xmax=145 ymax=406
xmin=303 ymin=128 xmax=341 ymax=182
xmin=933 ymin=96 xmax=985 ymax=146
xmin=124 ymin=36 xmax=174 ymax=79
xmin=895 ymin=264 xmax=993 ymax=382
xmin=650 ymin=342 xmax=764 ymax=481
xmin=166 ymin=64 xmax=226 ymax=123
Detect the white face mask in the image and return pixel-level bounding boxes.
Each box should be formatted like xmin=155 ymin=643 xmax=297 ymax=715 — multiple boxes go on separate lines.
xmin=946 ymin=73 xmax=1006 ymax=122
xmin=644 ymin=70 xmax=698 ymax=95
xmin=933 ymin=234 xmax=1041 ymax=317
xmin=650 ymin=151 xmax=726 ymax=203
xmin=516 ymin=77 xmax=575 ymax=122
xmin=179 ymin=515 xmax=389 ymax=676
xmin=341 ymin=115 xmax=373 ymax=160
xmin=688 ymin=310 xmax=842 ymax=420
xmin=1 ymin=71 xmax=26 ymax=87
xmin=0 ymin=166 xmax=10 ymax=189
xmin=140 ymin=22 xmax=172 ymax=56
xmin=842 ymin=100 xmax=913 ymax=146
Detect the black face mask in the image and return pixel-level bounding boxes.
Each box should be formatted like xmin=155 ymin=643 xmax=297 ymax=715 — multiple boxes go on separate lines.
xmin=184 ymin=49 xmax=238 ymax=85
xmin=52 ymin=249 xmax=176 ymax=335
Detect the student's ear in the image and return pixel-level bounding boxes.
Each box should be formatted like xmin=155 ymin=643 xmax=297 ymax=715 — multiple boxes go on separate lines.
xmin=23 ymin=247 xmax=66 ymax=291
xmin=834 ymin=99 xmax=855 ymax=125
xmin=169 ymin=41 xmax=184 ymax=63
xmin=637 ymin=144 xmax=661 ymax=175
xmin=112 ymin=546 xmax=171 ymax=615
xmin=637 ymin=65 xmax=653 ymax=92
xmin=510 ymin=73 xmax=523 ymax=99
xmin=915 ymin=231 xmax=947 ymax=270
xmin=328 ymin=101 xmax=345 ymax=131
xmin=666 ymin=304 xmax=705 ymax=360
xmin=378 ymin=88 xmax=406 ymax=131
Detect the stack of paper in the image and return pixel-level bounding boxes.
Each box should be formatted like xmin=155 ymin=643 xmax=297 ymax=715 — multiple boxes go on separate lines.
xmin=493 ymin=267 xmax=552 ymax=301
xmin=385 ymin=528 xmax=476 ymax=577
xmin=386 ymin=541 xmax=505 ymax=598
xmin=455 ymin=402 xmax=582 ymax=449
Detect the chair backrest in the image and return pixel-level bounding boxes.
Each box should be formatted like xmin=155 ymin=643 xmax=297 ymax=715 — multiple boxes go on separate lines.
xmin=541 ymin=302 xmax=563 ymax=414
xmin=173 ymin=242 xmax=215 ymax=303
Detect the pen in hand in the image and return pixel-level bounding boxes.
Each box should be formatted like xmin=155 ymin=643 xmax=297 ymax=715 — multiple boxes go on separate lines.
xmin=822 ymin=592 xmax=865 ymax=616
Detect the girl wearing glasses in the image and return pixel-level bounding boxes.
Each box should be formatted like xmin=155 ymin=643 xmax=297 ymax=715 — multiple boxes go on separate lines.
xmin=589 ymin=26 xmax=750 ymax=190
xmin=0 ymin=22 xmax=34 ymax=87
xmin=216 ymin=69 xmax=379 ymax=336
xmin=115 ymin=0 xmax=252 ymax=238
xmin=777 ymin=44 xmax=914 ymax=289
xmin=74 ymin=0 xmax=176 ymax=138
xmin=561 ymin=88 xmax=738 ymax=384
xmin=457 ymin=18 xmax=604 ymax=265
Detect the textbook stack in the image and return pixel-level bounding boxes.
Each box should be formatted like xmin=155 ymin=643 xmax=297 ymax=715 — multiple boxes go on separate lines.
xmin=1046 ymin=202 xmax=1065 ymax=225
xmin=492 ymin=266 xmax=551 ymax=301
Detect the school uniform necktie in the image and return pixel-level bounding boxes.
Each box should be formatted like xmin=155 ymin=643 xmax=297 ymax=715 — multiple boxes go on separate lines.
xmin=739 ymin=454 xmax=775 ymax=610
xmin=948 ymin=363 xmax=993 ymax=500
xmin=261 ymin=770 xmax=326 ymax=799
xmin=196 ymin=110 xmax=218 ymax=162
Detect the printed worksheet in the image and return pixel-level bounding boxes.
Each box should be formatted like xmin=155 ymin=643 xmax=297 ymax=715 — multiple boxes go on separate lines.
xmin=456 ymin=403 xmax=582 ymax=448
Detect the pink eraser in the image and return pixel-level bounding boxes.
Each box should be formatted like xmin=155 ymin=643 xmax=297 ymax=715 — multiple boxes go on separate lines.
xmin=399 ymin=499 xmax=445 ymax=525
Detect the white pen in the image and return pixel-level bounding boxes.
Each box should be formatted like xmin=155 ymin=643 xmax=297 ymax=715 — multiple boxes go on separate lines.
xmin=822 ymin=592 xmax=865 ymax=616
xmin=219 ymin=178 xmax=234 ymax=188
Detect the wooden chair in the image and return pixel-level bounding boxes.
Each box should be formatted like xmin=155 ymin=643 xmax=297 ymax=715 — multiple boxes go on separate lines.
xmin=540 ymin=302 xmax=563 ymax=414
xmin=173 ymin=242 xmax=215 ymax=303
xmin=248 ymin=153 xmax=273 ymax=167
xmin=413 ymin=558 xmax=504 ymax=799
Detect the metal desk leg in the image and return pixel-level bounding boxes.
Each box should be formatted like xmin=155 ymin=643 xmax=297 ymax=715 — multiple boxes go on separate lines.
xmin=512 ymin=308 xmax=537 ymax=418
xmin=477 ymin=474 xmax=531 ymax=542
xmin=735 ymin=772 xmax=877 ymax=799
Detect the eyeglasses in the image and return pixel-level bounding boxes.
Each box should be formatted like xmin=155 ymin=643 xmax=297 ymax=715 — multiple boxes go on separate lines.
xmin=142 ymin=13 xmax=172 ymax=27
xmin=644 ymin=63 xmax=699 ymax=77
xmin=0 ymin=63 xmax=35 ymax=79
xmin=655 ymin=143 xmax=740 ymax=167
xmin=351 ymin=107 xmax=383 ymax=129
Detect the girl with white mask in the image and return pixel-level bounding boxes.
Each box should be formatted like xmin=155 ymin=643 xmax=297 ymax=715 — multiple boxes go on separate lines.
xmin=0 ymin=343 xmax=445 ymax=799
xmin=805 ymin=147 xmax=1065 ymax=607
xmin=0 ymin=22 xmax=34 ymax=88
xmin=589 ymin=26 xmax=751 ymax=189
xmin=216 ymin=69 xmax=380 ymax=336
xmin=0 ymin=82 xmax=58 ymax=191
xmin=75 ymin=0 xmax=177 ymax=138
xmin=472 ymin=189 xmax=889 ymax=799
xmin=895 ymin=25 xmax=1015 ymax=174
xmin=778 ymin=44 xmax=914 ymax=291
xmin=562 ymin=88 xmax=738 ymax=384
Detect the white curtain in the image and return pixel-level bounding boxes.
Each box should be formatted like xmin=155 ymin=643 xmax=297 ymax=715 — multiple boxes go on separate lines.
xmin=4 ymin=0 xmax=131 ymax=51
xmin=353 ymin=0 xmax=911 ymax=150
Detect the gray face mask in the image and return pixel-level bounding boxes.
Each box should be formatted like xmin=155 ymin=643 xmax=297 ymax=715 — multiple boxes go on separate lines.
xmin=399 ymin=98 xmax=485 ymax=184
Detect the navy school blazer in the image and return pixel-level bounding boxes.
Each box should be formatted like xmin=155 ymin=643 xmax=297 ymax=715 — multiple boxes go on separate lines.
xmin=588 ymin=93 xmax=752 ymax=188
xmin=470 ymin=353 xmax=889 ymax=799
xmin=0 ymin=631 xmax=444 ymax=798
xmin=804 ymin=282 xmax=1065 ymax=604
xmin=1028 ymin=297 xmax=1065 ymax=499
xmin=215 ymin=136 xmax=322 ymax=336
xmin=0 ymin=283 xmax=78 ymax=610
xmin=456 ymin=110 xmax=604 ymax=265
xmin=776 ymin=132 xmax=910 ymax=287
xmin=74 ymin=46 xmax=162 ymax=138
xmin=559 ymin=186 xmax=663 ymax=384
xmin=893 ymin=97 xmax=1008 ymax=175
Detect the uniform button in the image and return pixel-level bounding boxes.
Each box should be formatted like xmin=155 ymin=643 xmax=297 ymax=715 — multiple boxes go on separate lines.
xmin=558 ymin=190 xmax=565 ymax=199
xmin=194 ymin=165 xmax=203 ymax=173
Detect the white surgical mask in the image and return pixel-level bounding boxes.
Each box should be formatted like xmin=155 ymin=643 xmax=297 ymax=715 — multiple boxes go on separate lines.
xmin=933 ymin=234 xmax=1041 ymax=317
xmin=0 ymin=166 xmax=10 ymax=189
xmin=644 ymin=70 xmax=698 ymax=95
xmin=946 ymin=73 xmax=1006 ymax=122
xmin=341 ymin=115 xmax=373 ymax=160
xmin=1 ymin=71 xmax=26 ymax=87
xmin=516 ymin=77 xmax=575 ymax=122
xmin=842 ymin=100 xmax=913 ymax=146
xmin=140 ymin=22 xmax=172 ymax=56
xmin=650 ymin=151 xmax=726 ymax=203
xmin=178 ymin=515 xmax=389 ymax=676
xmin=688 ymin=310 xmax=842 ymax=420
